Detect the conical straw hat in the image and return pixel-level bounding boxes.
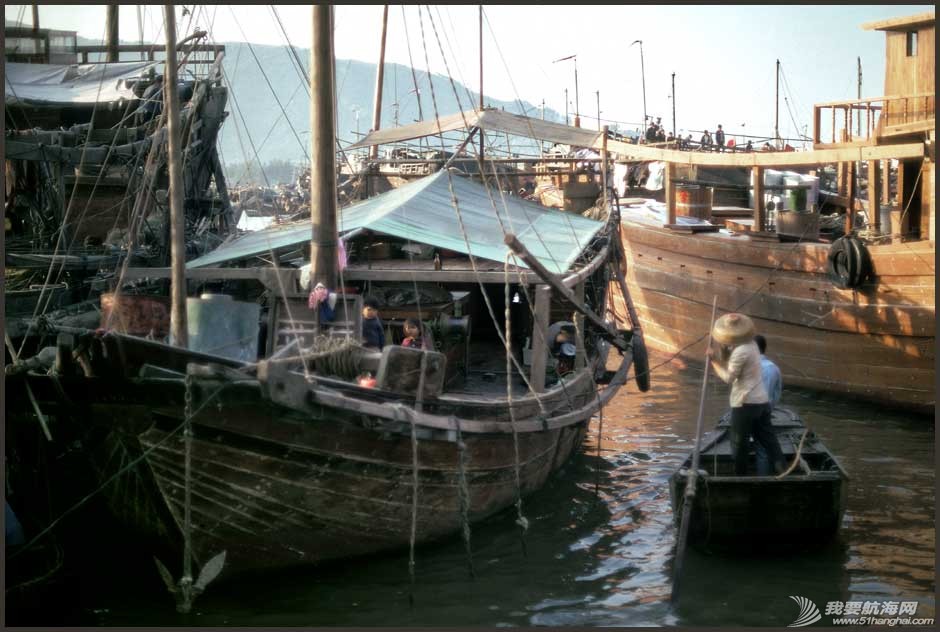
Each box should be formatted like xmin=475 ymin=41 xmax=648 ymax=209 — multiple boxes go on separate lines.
xmin=712 ymin=313 xmax=755 ymax=346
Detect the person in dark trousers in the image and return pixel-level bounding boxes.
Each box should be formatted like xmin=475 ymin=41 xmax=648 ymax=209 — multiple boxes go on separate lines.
xmin=708 ymin=313 xmax=786 ymax=476
xmin=361 ymin=296 xmax=385 ymax=350
xmin=715 ymin=124 xmax=726 ymax=152
xmin=754 ymin=333 xmax=783 ymax=475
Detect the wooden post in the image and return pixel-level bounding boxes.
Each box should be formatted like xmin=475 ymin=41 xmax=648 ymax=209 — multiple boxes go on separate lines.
xmin=164 ymin=4 xmax=188 ymax=349
xmin=368 ymin=5 xmax=389 ymax=160
xmin=574 ymin=282 xmax=586 ymax=369
xmin=882 ymin=157 xmax=891 ymax=206
xmin=665 ymin=161 xmax=676 ymax=225
xmin=752 ymin=166 xmax=765 ymax=231
xmin=31 ymin=5 xmax=39 ymax=32
xmin=813 ymin=106 xmax=821 ymax=144
xmin=530 ymin=285 xmax=551 ymax=393
xmin=601 ymin=125 xmax=609 ymax=211
xmin=310 ymin=5 xmax=338 ymax=289
xmin=868 ymin=160 xmax=882 ymax=233
xmin=845 ymin=162 xmax=856 ymax=233
xmin=106 ymin=4 xmax=120 ymax=63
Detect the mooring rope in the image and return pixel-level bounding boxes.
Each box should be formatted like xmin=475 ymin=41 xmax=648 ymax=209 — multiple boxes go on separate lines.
xmin=454 ymin=416 xmax=475 ymax=578
xmin=504 ymin=252 xmax=528 ymax=555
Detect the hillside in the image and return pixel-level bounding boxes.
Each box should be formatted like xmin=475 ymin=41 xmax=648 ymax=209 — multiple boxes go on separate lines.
xmin=217 ymin=41 xmax=563 ymax=171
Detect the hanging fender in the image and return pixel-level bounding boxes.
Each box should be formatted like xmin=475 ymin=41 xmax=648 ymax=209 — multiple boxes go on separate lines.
xmin=827 ymin=236 xmax=872 ymax=289
xmin=631 ymin=331 xmax=651 ymax=392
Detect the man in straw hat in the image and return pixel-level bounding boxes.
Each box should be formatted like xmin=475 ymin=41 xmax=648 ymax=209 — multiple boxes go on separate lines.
xmin=707 ymin=313 xmax=786 ymax=476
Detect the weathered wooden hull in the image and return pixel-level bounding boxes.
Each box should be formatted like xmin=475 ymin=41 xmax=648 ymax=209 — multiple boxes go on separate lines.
xmin=613 ymin=218 xmax=934 ymax=412
xmin=669 ymin=408 xmax=849 ymax=551
xmin=8 ymin=350 xmax=611 ymax=577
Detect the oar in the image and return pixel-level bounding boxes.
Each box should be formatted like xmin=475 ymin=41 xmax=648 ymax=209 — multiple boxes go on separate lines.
xmin=670 ymin=295 xmax=718 ymax=606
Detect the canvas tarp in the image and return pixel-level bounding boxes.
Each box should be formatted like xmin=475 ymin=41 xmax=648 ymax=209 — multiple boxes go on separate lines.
xmin=347 ymin=108 xmax=603 ymax=151
xmin=187 ymin=170 xmax=604 ymax=274
xmin=5 ymin=61 xmax=160 ymax=106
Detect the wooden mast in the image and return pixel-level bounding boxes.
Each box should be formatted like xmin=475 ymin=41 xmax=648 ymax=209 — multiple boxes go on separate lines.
xmin=106 ymin=4 xmax=119 ymax=63
xmin=164 ymin=4 xmax=188 ymax=348
xmin=369 ymin=5 xmax=389 ymax=160
xmin=775 ymin=59 xmax=781 ymax=147
xmin=310 ymin=4 xmax=339 ymax=289
xmin=479 ymin=5 xmax=484 ymax=165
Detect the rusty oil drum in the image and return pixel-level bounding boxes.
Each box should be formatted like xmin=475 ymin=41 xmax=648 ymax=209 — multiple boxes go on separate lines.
xmin=675 ymin=185 xmax=713 ymax=220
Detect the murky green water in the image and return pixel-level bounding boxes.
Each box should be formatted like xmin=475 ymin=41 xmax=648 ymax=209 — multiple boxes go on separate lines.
xmin=9 ymin=351 xmax=935 ymax=626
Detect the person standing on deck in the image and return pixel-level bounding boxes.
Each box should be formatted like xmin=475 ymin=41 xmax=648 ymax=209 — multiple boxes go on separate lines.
xmin=715 ymin=124 xmax=726 ymax=152
xmin=700 ymin=130 xmax=712 ymax=151
xmin=753 ymin=334 xmax=783 ymax=475
xmin=707 ymin=314 xmax=786 ymax=476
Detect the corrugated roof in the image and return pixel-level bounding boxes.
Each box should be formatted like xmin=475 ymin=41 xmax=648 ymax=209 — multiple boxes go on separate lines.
xmin=187 ymin=170 xmax=603 ymax=274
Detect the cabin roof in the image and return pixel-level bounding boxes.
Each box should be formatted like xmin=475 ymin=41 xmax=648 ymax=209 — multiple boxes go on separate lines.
xmin=862 ymin=12 xmax=935 ymax=32
xmin=188 ymin=170 xmax=604 ymax=274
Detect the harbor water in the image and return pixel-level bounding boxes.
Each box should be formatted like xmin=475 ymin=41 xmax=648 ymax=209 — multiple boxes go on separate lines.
xmin=8 ymin=351 xmax=935 ymax=626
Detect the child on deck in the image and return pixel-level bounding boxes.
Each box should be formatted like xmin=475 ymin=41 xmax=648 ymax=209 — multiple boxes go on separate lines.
xmin=361 ymin=297 xmax=385 ymax=350
xmin=401 ymin=318 xmax=427 ymax=350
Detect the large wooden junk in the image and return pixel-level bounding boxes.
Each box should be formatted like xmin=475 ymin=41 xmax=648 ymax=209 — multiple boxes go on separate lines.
xmin=610 ymin=12 xmax=934 ymax=412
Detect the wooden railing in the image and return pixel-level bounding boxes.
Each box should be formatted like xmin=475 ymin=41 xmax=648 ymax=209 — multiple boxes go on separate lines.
xmin=813 ymin=93 xmax=935 ymax=145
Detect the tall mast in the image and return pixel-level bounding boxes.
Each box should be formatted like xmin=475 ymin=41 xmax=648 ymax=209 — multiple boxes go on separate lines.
xmin=573 ymin=57 xmax=580 ymax=128
xmin=106 ymin=4 xmax=119 ymax=63
xmin=310 ymin=4 xmax=338 ymax=289
xmin=164 ymin=4 xmax=187 ymax=348
xmin=596 ymin=90 xmax=600 ymax=131
xmin=479 ymin=5 xmax=484 ymax=164
xmin=671 ymin=72 xmax=676 ymax=137
xmin=31 ymin=5 xmax=39 ymax=33
xmin=564 ymin=88 xmax=569 ymax=125
xmin=857 ymin=56 xmax=862 ymax=137
xmin=775 ymin=59 xmax=780 ymax=146
xmin=369 ymin=5 xmax=389 ymax=160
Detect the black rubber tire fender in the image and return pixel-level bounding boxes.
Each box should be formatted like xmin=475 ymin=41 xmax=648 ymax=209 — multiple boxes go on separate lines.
xmin=827 ymin=236 xmax=857 ymax=289
xmin=632 ymin=331 xmax=651 ymax=392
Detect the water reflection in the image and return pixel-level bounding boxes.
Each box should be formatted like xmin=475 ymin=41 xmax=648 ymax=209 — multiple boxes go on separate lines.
xmin=17 ymin=351 xmax=934 ymax=626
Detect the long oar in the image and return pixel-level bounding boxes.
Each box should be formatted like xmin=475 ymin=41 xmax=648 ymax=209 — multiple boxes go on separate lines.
xmin=670 ymin=296 xmax=718 ymax=605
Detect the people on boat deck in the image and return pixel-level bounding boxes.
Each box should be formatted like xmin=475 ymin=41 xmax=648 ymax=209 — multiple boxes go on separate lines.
xmin=754 ymin=334 xmax=783 ymax=476
xmin=361 ymin=297 xmax=385 ymax=350
xmin=401 ymin=318 xmax=428 ymax=350
xmin=708 ymin=314 xmax=786 ymax=476
xmin=700 ymin=130 xmax=713 ymax=150
xmin=715 ymin=124 xmax=726 ymax=151
xmin=645 ymin=120 xmax=659 ymax=143
xmin=745 ymin=140 xmax=754 ymax=152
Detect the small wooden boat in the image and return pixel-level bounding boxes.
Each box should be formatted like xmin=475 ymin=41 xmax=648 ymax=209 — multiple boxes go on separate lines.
xmin=669 ymin=407 xmax=849 ymax=552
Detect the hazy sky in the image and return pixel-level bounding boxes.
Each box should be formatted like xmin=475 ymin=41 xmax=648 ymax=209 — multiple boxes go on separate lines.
xmin=6 ymin=4 xmax=932 ymax=142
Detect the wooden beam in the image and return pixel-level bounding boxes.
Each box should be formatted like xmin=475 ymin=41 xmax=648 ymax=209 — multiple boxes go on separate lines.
xmin=530 ymin=285 xmax=551 ymax=393
xmin=869 ymin=160 xmax=882 ymax=232
xmin=752 ymin=166 xmax=765 ymax=231
xmin=665 ymin=161 xmax=676 ymax=225
xmin=574 ymin=281 xmax=586 ymax=369
xmin=503 ymin=234 xmax=628 ymax=351
xmin=603 ymin=138 xmax=924 ymax=167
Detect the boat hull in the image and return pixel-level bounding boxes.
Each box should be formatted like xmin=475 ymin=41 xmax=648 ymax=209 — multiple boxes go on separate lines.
xmin=669 ymin=408 xmax=849 ymax=552
xmin=613 ymin=218 xmax=935 ymax=412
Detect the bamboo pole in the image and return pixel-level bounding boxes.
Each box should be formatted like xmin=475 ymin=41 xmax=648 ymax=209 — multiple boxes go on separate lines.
xmin=670 ymin=296 xmax=718 ymax=605
xmin=164 ymin=4 xmax=188 ymax=349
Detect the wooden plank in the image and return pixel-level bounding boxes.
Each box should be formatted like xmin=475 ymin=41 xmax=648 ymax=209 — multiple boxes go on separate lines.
xmin=604 ymin=138 xmax=925 ymax=167
xmin=725 ymin=218 xmax=756 ymax=232
xmin=664 ymin=224 xmax=720 ymax=233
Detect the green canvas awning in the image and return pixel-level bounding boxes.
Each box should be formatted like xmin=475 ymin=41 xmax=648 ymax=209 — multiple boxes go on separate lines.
xmin=187 ymin=170 xmax=603 ymax=274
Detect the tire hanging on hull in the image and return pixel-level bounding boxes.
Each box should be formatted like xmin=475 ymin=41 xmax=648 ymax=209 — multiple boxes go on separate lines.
xmin=827 ymin=235 xmax=872 ymax=289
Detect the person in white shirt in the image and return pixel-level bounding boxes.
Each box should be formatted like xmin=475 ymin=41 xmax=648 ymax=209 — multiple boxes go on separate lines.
xmin=708 ymin=314 xmax=785 ymax=476
xmin=753 ymin=334 xmax=783 ymax=475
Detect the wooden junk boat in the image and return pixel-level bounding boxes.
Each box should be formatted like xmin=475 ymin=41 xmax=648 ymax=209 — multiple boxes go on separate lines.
xmin=669 ymin=407 xmax=849 ymax=551
xmin=6 ymin=8 xmax=644 ymax=580
xmin=608 ymin=12 xmax=935 ymax=413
